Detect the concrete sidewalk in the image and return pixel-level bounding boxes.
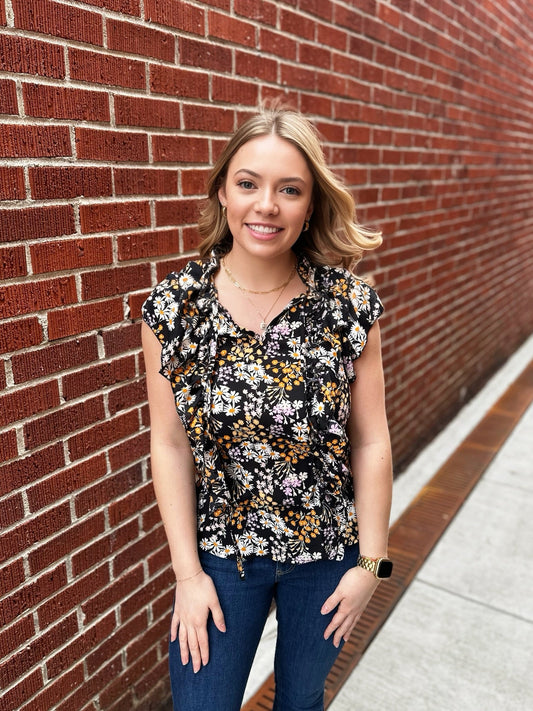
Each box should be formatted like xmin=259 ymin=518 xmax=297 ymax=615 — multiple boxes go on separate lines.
xmin=243 ymin=334 xmax=533 ymax=710
xmin=329 ymin=337 xmax=533 ymax=711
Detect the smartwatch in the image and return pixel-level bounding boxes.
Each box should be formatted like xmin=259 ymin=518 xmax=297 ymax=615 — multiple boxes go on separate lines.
xmin=356 ymin=554 xmax=393 ymax=579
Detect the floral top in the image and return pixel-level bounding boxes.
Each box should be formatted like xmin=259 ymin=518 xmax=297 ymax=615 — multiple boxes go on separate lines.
xmin=142 ymin=253 xmax=383 ymax=567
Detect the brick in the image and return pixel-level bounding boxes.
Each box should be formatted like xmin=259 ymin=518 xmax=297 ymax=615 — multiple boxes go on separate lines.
xmin=144 ymin=0 xmax=204 ymax=35
xmin=38 ymin=564 xmax=109 ymax=628
xmin=0 ymin=614 xmax=35 ymax=660
xmin=0 ymin=78 xmax=18 ymax=114
xmin=56 ymin=657 xmax=123 ymax=711
xmin=29 ymin=511 xmax=106 ymax=574
xmin=76 ymin=127 xmax=149 ymax=162
xmin=27 ymin=454 xmax=107 ymax=511
xmin=0 ymin=316 xmax=42 ymax=354
xmin=0 ymin=502 xmax=70 ymax=565
xmin=62 ymin=354 xmax=135 ymax=401
xmin=86 ymin=610 xmax=147 ymax=676
xmin=259 ymin=28 xmax=297 ymax=60
xmin=152 ymin=135 xmax=208 ymax=163
xmin=0 ymin=428 xmax=17 ymax=462
xmin=68 ymin=409 xmax=140 ymax=461
xmin=299 ymin=42 xmax=331 ymax=70
xmin=80 ymin=200 xmax=150 ymax=233
xmin=0 ymin=33 xmax=65 ymax=79
xmin=69 ymin=47 xmax=145 ymax=90
xmin=113 ymin=526 xmax=165 ymax=578
xmin=235 ymin=0 xmax=277 ymax=25
xmin=182 ymin=103 xmax=234 ymax=133
xmin=12 ymin=335 xmax=98 ymax=385
xmin=81 ymin=264 xmax=151 ymax=300
xmin=1 ymin=558 xmax=25 ymax=600
xmin=18 ymin=664 xmax=85 ymax=711
xmin=78 ymin=0 xmax=140 ymax=14
xmin=235 ymin=49 xmax=278 ymax=82
xmin=0 ymin=124 xmax=71 ymax=158
xmin=108 ymin=378 xmax=146 ymax=414
xmin=23 ymin=83 xmax=110 ymax=122
xmin=100 ymin=646 xmax=159 ymax=708
xmin=181 ymin=168 xmax=210 ymax=196
xmin=280 ymin=8 xmax=316 ymax=39
xmin=30 ymin=166 xmax=112 ymax=200
xmin=0 ymin=166 xmax=25 ymax=200
xmin=0 ymin=276 xmax=77 ymax=319
xmin=1 ymin=244 xmax=27 ymax=279
xmin=72 ymin=518 xmax=138 ymax=576
xmin=114 ymin=95 xmax=181 ymax=129
xmin=102 ymin=321 xmax=141 ymax=357
xmin=0 ymin=379 xmax=60 ymax=427
xmin=182 ymin=224 xmax=201 ymax=250
xmin=82 ymin=564 xmax=144 ymax=623
xmin=107 ymin=429 xmax=149 ymax=471
xmin=23 ymin=395 xmax=105 ymax=450
xmin=114 ymin=168 xmax=178 ymax=195
xmin=0 ymin=669 xmax=43 ymax=711
xmin=212 ymin=75 xmax=259 ymax=105
xmin=280 ymin=63 xmax=317 ymax=91
xmin=155 ymin=199 xmax=200 ymax=227
xmin=317 ymin=22 xmax=348 ymax=51
xmin=46 ymin=612 xmax=116 ymax=680
xmin=47 ymin=297 xmax=124 ymax=340
xmin=107 ymin=17 xmax=175 ymax=61
xmin=0 ymin=204 xmax=75 ymax=244
xmin=31 ymin=236 xmax=114 ymax=275
xmin=108 ymin=480 xmax=153 ymax=527
xmin=0 ymin=492 xmax=24 ymax=527
xmin=150 ymin=64 xmax=209 ymax=99
xmin=0 ymin=612 xmax=78 ymax=688
xmin=13 ymin=0 xmax=103 ymax=44
xmin=180 ymin=36 xmax=232 ymax=72
xmin=117 ymin=229 xmax=179 ymax=260
xmin=208 ymin=9 xmax=256 ymax=47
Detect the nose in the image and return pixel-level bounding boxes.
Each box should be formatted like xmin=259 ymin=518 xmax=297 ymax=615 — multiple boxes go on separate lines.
xmin=254 ymin=189 xmax=278 ymax=215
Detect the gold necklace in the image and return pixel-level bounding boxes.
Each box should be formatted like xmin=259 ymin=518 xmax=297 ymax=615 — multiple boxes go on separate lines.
xmin=224 ymin=263 xmax=296 ymax=335
xmin=222 ymin=258 xmax=297 ymax=294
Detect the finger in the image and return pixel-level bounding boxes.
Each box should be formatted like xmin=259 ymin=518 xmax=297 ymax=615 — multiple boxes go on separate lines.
xmin=334 ymin=616 xmax=356 ymax=648
xmin=178 ymin=625 xmax=189 ymax=666
xmin=197 ymin=626 xmax=210 ymax=667
xmin=170 ymin=612 xmax=180 ymax=642
xmin=323 ymin=609 xmax=345 ymax=640
xmin=187 ymin=631 xmax=202 ymax=674
xmin=321 ymin=591 xmax=341 ymax=616
xmin=210 ymin=599 xmax=226 ymax=633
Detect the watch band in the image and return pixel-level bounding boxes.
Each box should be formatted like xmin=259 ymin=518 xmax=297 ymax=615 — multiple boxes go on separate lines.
xmin=356 ymin=554 xmax=393 ymax=579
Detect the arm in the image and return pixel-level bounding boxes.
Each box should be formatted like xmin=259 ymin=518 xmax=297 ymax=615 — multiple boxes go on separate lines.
xmin=142 ymin=322 xmax=225 ymax=672
xmin=322 ymin=322 xmax=393 ymax=646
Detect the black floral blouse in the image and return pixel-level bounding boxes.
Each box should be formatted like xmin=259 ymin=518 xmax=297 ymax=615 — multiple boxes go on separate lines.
xmin=142 ymin=253 xmax=383 ymax=568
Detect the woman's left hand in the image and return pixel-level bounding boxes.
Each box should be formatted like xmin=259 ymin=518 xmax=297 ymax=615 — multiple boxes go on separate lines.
xmin=321 ymin=567 xmax=380 ymax=647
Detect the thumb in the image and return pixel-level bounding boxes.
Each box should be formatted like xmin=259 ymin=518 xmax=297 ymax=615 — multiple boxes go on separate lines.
xmin=321 ymin=589 xmax=341 ymax=616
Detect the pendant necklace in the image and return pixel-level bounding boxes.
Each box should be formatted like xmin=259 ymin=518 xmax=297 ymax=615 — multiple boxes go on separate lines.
xmin=222 ymin=258 xmax=296 ymax=336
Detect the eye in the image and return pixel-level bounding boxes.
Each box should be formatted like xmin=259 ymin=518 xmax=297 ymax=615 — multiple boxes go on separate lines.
xmin=281 ymin=186 xmax=301 ymax=196
xmin=237 ymin=180 xmax=255 ymax=190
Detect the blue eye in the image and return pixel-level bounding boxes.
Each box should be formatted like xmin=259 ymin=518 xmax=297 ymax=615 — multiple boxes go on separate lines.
xmin=282 ymin=186 xmax=300 ymax=195
xmin=237 ymin=180 xmax=255 ymax=190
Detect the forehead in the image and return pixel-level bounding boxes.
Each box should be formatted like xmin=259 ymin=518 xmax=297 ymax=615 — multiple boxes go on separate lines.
xmin=228 ymin=134 xmax=312 ymax=179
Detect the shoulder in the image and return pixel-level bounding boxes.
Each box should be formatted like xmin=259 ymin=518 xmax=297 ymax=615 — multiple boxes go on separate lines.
xmin=313 ymin=264 xmax=383 ymax=318
xmin=141 ymin=258 xmax=211 ymax=324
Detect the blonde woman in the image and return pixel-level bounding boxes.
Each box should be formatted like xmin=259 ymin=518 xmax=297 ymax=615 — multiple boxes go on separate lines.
xmin=142 ymin=105 xmax=393 ymax=711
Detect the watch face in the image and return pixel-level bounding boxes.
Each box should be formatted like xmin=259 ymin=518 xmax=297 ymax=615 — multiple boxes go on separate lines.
xmin=377 ymin=559 xmax=393 ymax=578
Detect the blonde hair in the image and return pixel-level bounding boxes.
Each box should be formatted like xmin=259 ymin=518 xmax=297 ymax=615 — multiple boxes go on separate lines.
xmin=198 ymin=104 xmax=382 ymax=271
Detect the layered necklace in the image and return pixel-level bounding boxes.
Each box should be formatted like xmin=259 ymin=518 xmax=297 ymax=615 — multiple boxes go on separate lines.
xmin=222 ymin=257 xmax=297 ymax=334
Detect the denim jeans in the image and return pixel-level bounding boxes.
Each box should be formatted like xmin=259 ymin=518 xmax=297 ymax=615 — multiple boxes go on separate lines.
xmin=169 ymin=544 xmax=359 ymax=711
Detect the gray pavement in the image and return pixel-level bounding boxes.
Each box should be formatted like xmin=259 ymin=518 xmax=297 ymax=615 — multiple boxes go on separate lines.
xmin=244 ymin=334 xmax=533 ymax=710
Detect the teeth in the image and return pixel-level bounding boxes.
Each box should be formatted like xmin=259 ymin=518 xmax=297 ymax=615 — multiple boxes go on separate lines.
xmin=248 ymin=224 xmax=279 ymax=234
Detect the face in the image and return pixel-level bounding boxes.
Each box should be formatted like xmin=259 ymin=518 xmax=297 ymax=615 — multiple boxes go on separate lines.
xmin=218 ymin=134 xmax=314 ymax=262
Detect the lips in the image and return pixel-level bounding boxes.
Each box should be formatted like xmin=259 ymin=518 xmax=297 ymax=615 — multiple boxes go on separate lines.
xmin=246 ymin=223 xmax=282 ymax=236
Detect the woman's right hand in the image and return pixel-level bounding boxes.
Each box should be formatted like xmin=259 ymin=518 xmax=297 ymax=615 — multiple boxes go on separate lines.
xmin=171 ymin=570 xmax=226 ymax=673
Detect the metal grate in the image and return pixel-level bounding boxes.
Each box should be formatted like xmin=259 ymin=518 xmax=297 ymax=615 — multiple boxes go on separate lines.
xmin=242 ymin=360 xmax=533 ymax=711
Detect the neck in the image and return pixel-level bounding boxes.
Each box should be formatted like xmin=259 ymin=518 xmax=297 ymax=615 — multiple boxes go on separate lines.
xmin=223 ymin=250 xmax=297 ymax=292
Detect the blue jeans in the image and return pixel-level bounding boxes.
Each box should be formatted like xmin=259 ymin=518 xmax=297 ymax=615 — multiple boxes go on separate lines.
xmin=169 ymin=545 xmax=359 ymax=711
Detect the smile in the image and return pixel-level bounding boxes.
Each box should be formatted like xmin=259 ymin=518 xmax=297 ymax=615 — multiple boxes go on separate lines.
xmin=246 ymin=224 xmax=282 ymax=234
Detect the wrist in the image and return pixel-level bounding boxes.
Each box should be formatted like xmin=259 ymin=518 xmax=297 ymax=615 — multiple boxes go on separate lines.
xmin=356 ymin=553 xmax=393 ymax=580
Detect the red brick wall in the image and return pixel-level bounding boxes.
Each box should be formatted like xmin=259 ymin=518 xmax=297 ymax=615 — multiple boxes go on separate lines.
xmin=1 ymin=1 xmax=532 ymax=709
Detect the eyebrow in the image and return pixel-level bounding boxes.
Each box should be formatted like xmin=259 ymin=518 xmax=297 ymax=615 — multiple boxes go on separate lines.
xmin=233 ymin=168 xmax=306 ymax=183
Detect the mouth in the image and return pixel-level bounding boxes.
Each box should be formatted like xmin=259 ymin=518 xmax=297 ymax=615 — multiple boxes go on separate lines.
xmin=246 ymin=223 xmax=283 ymax=238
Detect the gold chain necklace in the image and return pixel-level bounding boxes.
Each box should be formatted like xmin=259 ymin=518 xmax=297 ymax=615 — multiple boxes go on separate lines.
xmin=222 ymin=258 xmax=297 ymax=294
xmin=222 ymin=258 xmax=296 ymax=335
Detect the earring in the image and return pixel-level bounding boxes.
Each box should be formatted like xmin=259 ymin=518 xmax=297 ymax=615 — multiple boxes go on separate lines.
xmin=221 ymin=205 xmax=227 ymax=218
xmin=303 ymin=219 xmax=310 ymax=232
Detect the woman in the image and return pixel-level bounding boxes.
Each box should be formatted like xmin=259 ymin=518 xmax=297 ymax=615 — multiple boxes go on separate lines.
xmin=142 ymin=105 xmax=392 ymax=711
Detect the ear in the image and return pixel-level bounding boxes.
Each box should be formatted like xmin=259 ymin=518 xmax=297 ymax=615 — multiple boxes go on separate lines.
xmin=306 ymin=200 xmax=313 ymax=220
xmin=218 ymin=185 xmax=227 ymax=206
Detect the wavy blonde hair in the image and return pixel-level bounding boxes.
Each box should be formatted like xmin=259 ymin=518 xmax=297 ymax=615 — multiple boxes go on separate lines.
xmin=198 ymin=104 xmax=382 ymax=271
